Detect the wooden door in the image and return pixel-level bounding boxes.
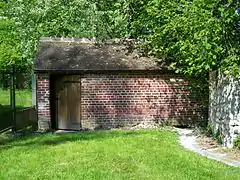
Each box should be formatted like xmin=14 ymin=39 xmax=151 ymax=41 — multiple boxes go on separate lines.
xmin=55 ymin=75 xmax=81 ymax=130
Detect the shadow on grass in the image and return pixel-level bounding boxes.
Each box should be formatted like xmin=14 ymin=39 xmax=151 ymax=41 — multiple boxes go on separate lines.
xmin=0 ymin=105 xmax=15 ymax=131
xmin=0 ymin=104 xmax=37 ymax=132
xmin=0 ymin=130 xmax=152 ymax=151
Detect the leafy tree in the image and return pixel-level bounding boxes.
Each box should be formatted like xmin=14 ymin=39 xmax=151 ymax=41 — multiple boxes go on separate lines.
xmin=0 ymin=1 xmax=22 ymax=72
xmin=2 ymin=0 xmax=240 ymax=76
xmin=4 ymin=0 xmax=132 ymax=65
xmin=131 ymin=0 xmax=240 ymax=76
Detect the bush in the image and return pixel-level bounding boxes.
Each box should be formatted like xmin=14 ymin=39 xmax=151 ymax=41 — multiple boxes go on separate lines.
xmin=205 ymin=124 xmax=222 ymax=144
xmin=233 ymin=137 xmax=240 ymax=149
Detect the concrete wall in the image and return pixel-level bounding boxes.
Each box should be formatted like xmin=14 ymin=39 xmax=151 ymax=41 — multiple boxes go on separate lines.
xmin=209 ymin=71 xmax=240 ymax=148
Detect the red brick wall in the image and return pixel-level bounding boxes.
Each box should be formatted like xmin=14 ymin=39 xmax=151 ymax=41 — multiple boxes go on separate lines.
xmin=36 ymin=73 xmax=206 ymax=130
xmin=37 ymin=74 xmax=51 ymax=130
xmin=81 ymin=73 xmax=205 ymax=129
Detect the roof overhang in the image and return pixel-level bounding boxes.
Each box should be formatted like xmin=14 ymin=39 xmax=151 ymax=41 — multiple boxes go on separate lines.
xmin=34 ymin=37 xmax=170 ymax=72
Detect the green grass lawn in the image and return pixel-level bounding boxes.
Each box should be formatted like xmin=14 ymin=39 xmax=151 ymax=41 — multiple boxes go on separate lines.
xmin=0 ymin=89 xmax=32 ymax=107
xmin=0 ymin=129 xmax=240 ymax=180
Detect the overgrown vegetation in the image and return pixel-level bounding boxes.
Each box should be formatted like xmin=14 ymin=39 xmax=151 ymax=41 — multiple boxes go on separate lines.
xmin=214 ymin=128 xmax=223 ymax=144
xmin=133 ymin=0 xmax=240 ymax=76
xmin=234 ymin=136 xmax=240 ymax=149
xmin=0 ymin=2 xmax=24 ymax=72
xmin=204 ymin=124 xmax=223 ymax=144
xmin=0 ymin=1 xmax=31 ymax=87
xmin=1 ymin=0 xmax=239 ymax=76
xmin=1 ymin=130 xmax=240 ymax=179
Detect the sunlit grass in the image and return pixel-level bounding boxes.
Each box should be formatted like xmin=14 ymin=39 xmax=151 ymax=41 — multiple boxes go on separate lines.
xmin=0 ymin=89 xmax=32 ymax=107
xmin=0 ymin=129 xmax=240 ymax=180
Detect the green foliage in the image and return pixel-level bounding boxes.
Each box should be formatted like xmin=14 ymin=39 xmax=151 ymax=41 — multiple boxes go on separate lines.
xmin=4 ymin=0 xmax=132 ymax=63
xmin=205 ymin=124 xmax=223 ymax=144
xmin=131 ymin=0 xmax=240 ymax=76
xmin=214 ymin=128 xmax=223 ymax=144
xmin=206 ymin=124 xmax=214 ymax=136
xmin=0 ymin=18 xmax=22 ymax=71
xmin=233 ymin=136 xmax=240 ymax=149
xmin=1 ymin=0 xmax=240 ymax=75
xmin=0 ymin=1 xmax=29 ymax=72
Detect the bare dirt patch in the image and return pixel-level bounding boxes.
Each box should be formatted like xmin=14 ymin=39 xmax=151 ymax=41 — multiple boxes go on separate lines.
xmin=196 ymin=134 xmax=240 ymax=161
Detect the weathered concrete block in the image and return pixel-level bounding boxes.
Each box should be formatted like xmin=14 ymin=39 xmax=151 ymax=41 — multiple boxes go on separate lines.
xmin=38 ymin=116 xmax=51 ymax=131
xmin=209 ymin=71 xmax=240 ymax=148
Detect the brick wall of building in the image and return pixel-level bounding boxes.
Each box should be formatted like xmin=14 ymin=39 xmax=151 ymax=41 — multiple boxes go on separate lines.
xmin=36 ymin=73 xmax=206 ymax=130
xmin=81 ymin=73 xmax=205 ymax=129
xmin=37 ymin=74 xmax=51 ymax=130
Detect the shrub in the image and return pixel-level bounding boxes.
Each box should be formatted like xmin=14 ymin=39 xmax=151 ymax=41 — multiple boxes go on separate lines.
xmin=233 ymin=136 xmax=240 ymax=149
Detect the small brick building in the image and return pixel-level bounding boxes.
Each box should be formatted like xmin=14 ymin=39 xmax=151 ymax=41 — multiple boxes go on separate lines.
xmin=34 ymin=37 xmax=206 ymax=130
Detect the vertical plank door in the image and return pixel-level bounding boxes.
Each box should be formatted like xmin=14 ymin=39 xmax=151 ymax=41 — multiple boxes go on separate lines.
xmin=56 ymin=75 xmax=81 ymax=130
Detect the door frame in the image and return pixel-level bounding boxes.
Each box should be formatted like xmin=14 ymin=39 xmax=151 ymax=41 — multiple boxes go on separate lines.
xmin=50 ymin=74 xmax=82 ymax=130
xmin=50 ymin=74 xmax=57 ymax=130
